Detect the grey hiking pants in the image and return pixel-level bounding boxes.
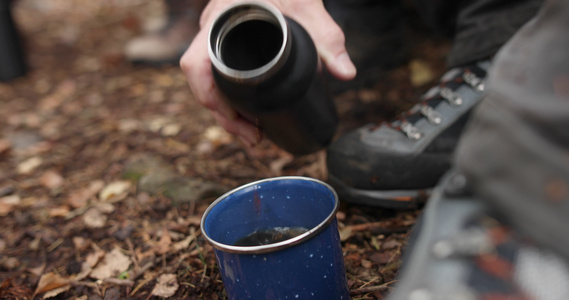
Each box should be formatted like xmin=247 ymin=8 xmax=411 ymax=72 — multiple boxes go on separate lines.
xmin=455 ymin=0 xmax=569 ymax=261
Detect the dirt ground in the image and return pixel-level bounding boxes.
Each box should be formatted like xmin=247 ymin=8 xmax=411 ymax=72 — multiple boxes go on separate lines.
xmin=0 ymin=1 xmax=450 ymax=299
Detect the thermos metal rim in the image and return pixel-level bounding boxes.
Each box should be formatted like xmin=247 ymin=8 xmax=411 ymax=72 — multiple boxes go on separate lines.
xmin=208 ymin=1 xmax=292 ymax=82
xmin=200 ymin=176 xmax=340 ymax=254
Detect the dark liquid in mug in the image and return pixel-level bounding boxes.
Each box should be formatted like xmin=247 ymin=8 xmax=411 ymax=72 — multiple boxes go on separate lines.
xmin=234 ymin=226 xmax=309 ymax=246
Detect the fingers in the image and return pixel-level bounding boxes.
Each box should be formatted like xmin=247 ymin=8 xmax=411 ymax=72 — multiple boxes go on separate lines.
xmin=181 ymin=28 xmax=260 ymax=147
xmin=281 ymin=0 xmax=357 ymax=81
xmin=212 ymin=111 xmax=261 ymax=147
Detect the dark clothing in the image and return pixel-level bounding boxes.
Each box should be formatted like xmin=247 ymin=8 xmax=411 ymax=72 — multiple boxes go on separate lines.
xmin=455 ymin=0 xmax=569 ymax=261
xmin=325 ymin=0 xmax=543 ymax=68
xmin=415 ymin=0 xmax=544 ymax=67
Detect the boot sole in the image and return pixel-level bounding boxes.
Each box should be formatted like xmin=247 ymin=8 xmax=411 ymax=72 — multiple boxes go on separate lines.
xmin=328 ymin=174 xmax=431 ymax=209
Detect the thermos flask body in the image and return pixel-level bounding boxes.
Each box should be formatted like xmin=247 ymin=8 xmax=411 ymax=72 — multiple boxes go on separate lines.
xmin=208 ymin=2 xmax=338 ymax=155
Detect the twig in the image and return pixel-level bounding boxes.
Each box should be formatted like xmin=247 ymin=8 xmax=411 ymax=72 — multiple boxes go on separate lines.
xmin=351 ymin=280 xmax=397 ymax=295
xmin=103 ymin=278 xmax=134 ymax=287
xmin=346 ymin=221 xmax=412 ymax=233
xmin=130 ymin=276 xmax=154 ymax=298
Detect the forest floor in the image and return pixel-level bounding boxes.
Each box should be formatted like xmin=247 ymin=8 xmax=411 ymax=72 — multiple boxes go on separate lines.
xmin=0 ymin=0 xmax=450 ymax=299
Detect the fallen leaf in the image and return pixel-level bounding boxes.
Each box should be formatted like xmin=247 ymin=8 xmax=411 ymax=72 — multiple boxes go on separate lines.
xmin=43 ymin=284 xmax=71 ymax=299
xmin=27 ymin=263 xmax=46 ymax=277
xmin=81 ymin=245 xmax=105 ymax=280
xmin=34 ymin=272 xmax=70 ymax=297
xmin=370 ymin=252 xmax=393 ymax=265
xmin=17 ymin=156 xmax=43 ymax=174
xmin=72 ymin=237 xmax=91 ymax=252
xmin=39 ymin=170 xmax=64 ymax=189
xmin=161 ymin=124 xmax=181 ymax=136
xmin=339 ymin=226 xmax=353 ymax=242
xmin=74 ymin=264 xmax=92 ymax=281
xmin=165 ymin=138 xmax=190 ymax=152
xmin=151 ymin=274 xmax=179 ymax=298
xmin=66 ymin=180 xmax=104 ymax=208
xmin=382 ymin=239 xmax=402 ymax=250
xmin=94 ymin=202 xmax=115 ymax=213
xmin=202 ymin=126 xmax=233 ymax=146
xmin=148 ymin=117 xmax=171 ymax=133
xmin=1 ymin=257 xmax=20 ymax=269
xmin=99 ymin=180 xmax=131 ymax=202
xmin=361 ymin=259 xmax=373 ymax=269
xmin=0 ymin=139 xmax=11 ymax=155
xmin=172 ymin=235 xmax=195 ymax=252
xmin=83 ymin=207 xmax=107 ymax=228
xmin=90 ymin=247 xmax=131 ymax=280
xmin=49 ymin=206 xmax=70 ymax=217
xmin=409 ymin=59 xmax=434 ymax=87
xmin=0 ymin=195 xmax=21 ymax=216
xmin=269 ymin=155 xmax=294 ymax=176
xmin=155 ymin=229 xmax=172 ymax=255
xmin=29 ymin=236 xmax=41 ymax=251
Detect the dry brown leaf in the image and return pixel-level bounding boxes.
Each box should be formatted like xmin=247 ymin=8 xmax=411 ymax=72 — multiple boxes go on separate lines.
xmin=39 ymin=170 xmax=64 ymax=189
xmin=43 ymin=284 xmax=71 ymax=299
xmin=155 ymin=229 xmax=172 ymax=255
xmin=49 ymin=206 xmax=70 ymax=218
xmin=29 ymin=236 xmax=41 ymax=251
xmin=0 ymin=195 xmax=21 ymax=216
xmin=90 ymin=247 xmax=131 ymax=280
xmin=74 ymin=262 xmax=92 ymax=281
xmin=99 ymin=180 xmax=131 ymax=202
xmin=86 ymin=246 xmax=105 ymax=268
xmin=0 ymin=202 xmax=13 ymax=216
xmin=202 ymin=125 xmax=233 ymax=146
xmin=269 ymin=154 xmax=294 ymax=176
xmin=94 ymin=202 xmax=115 ymax=213
xmin=17 ymin=156 xmax=43 ymax=174
xmin=0 ymin=139 xmax=11 ymax=155
xmin=2 ymin=257 xmax=20 ymax=269
xmin=72 ymin=236 xmax=91 ymax=252
xmin=151 ymin=274 xmax=179 ymax=298
xmin=361 ymin=259 xmax=373 ymax=269
xmin=39 ymin=79 xmax=76 ymax=111
xmin=27 ymin=263 xmax=46 ymax=277
xmin=184 ymin=215 xmax=201 ymax=226
xmin=165 ymin=138 xmax=190 ymax=152
xmin=172 ymin=235 xmax=195 ymax=252
xmin=83 ymin=207 xmax=106 ymax=228
xmin=339 ymin=226 xmax=353 ymax=242
xmin=370 ymin=252 xmax=393 ymax=265
xmin=34 ymin=272 xmax=70 ymax=297
xmin=409 ymin=59 xmax=434 ymax=87
xmin=66 ymin=180 xmax=104 ymax=208
xmin=161 ymin=124 xmax=181 ymax=136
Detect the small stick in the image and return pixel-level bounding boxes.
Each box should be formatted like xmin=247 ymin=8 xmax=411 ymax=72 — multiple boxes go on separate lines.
xmin=351 ymin=280 xmax=397 ymax=295
xmin=103 ymin=278 xmax=134 ymax=287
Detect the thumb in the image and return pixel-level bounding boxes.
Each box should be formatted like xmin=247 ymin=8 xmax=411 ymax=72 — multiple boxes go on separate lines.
xmin=282 ymin=1 xmax=356 ymax=81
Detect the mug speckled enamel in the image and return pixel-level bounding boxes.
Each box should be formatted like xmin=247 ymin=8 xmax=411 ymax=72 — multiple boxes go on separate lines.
xmin=201 ymin=177 xmax=350 ymax=300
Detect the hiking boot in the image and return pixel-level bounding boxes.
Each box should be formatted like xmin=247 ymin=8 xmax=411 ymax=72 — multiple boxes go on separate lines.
xmin=124 ymin=0 xmax=206 ymax=65
xmin=388 ymin=170 xmax=569 ymax=300
xmin=326 ymin=60 xmax=491 ymax=209
xmin=324 ymin=0 xmax=409 ymax=93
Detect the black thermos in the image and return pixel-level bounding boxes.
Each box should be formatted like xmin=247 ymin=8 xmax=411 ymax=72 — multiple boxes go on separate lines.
xmin=208 ymin=2 xmax=338 ymax=155
xmin=0 ymin=0 xmax=26 ymax=81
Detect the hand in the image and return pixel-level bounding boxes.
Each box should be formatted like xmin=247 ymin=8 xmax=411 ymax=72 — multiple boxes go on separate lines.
xmin=180 ymin=0 xmax=357 ymax=147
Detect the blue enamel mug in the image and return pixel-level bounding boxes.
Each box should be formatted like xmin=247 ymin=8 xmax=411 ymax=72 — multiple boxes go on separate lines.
xmin=201 ymin=176 xmax=351 ymax=300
